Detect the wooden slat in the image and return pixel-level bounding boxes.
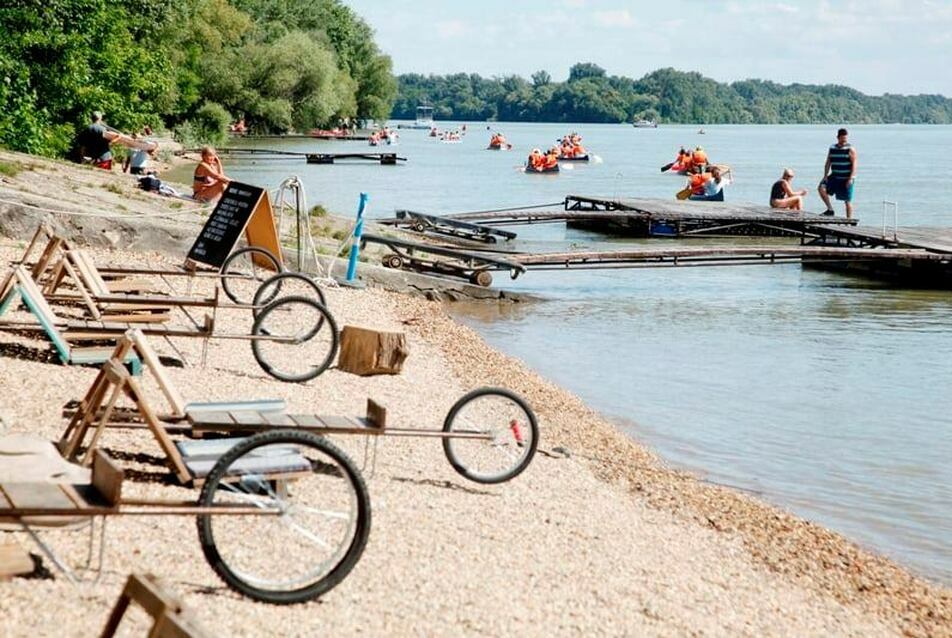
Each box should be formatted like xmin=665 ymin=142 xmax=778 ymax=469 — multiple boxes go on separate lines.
xmin=1 ymin=483 xmax=78 ymax=510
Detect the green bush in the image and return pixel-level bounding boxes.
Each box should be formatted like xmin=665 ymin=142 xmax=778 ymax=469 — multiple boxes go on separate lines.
xmin=192 ymin=101 xmax=231 ymax=145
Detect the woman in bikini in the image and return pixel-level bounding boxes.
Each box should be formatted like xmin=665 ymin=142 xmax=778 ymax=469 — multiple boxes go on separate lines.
xmin=192 ymin=146 xmax=230 ymax=203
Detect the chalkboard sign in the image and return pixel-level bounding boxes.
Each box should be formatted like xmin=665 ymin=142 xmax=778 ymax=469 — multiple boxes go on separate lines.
xmin=186 ymin=182 xmax=266 ymax=269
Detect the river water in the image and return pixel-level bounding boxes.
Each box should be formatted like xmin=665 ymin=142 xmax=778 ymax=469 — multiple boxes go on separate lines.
xmin=213 ymin=123 xmax=952 ymax=584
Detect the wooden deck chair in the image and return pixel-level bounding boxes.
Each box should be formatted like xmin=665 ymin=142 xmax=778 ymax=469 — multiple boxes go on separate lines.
xmin=4 ymin=264 xmax=217 ymax=342
xmin=44 ymin=250 xmax=173 ymax=324
xmin=0 ymin=265 xmax=143 ymax=372
xmin=59 ymin=332 xmax=382 ymax=483
xmin=58 ymin=360 xmax=304 ymax=486
xmin=100 ymin=573 xmax=211 ymax=638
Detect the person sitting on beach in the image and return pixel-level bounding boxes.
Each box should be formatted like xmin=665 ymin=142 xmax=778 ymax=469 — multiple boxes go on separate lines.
xmin=229 ymin=118 xmax=247 ymax=134
xmin=122 ymin=132 xmax=157 ymax=176
xmin=770 ymin=168 xmax=807 ymax=210
xmin=75 ymin=111 xmax=119 ymax=169
xmin=689 ymin=165 xmax=730 ymax=201
xmin=192 ymin=146 xmax=230 ymax=203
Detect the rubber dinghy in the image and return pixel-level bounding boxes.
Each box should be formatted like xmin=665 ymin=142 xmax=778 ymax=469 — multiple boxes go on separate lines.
xmin=524 ymin=162 xmax=560 ymax=174
xmin=557 ymin=154 xmax=589 ymax=162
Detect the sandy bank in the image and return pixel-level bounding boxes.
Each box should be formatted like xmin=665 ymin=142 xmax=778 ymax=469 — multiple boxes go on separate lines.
xmin=0 ymin=238 xmax=945 ymax=637
xmin=0 ymin=149 xmax=948 ymax=636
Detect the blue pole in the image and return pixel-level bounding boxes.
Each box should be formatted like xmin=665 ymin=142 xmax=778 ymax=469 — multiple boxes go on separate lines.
xmin=346 ymin=192 xmax=368 ymax=282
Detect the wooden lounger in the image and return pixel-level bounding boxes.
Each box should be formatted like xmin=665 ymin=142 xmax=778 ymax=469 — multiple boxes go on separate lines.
xmin=0 ymin=266 xmax=143 ymax=372
xmin=60 ymin=330 xmax=381 ymax=484
xmin=44 ymin=250 xmax=172 ymax=323
xmin=101 ymin=573 xmax=211 ymax=638
xmin=0 ymin=266 xmax=215 ymax=369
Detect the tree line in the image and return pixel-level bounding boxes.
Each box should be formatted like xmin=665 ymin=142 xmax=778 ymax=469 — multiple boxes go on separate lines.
xmin=393 ymin=64 xmax=952 ymax=125
xmin=0 ymin=0 xmax=396 ymax=157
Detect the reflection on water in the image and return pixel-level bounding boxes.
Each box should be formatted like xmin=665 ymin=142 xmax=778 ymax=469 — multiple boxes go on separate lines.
xmin=221 ymin=123 xmax=952 ymax=585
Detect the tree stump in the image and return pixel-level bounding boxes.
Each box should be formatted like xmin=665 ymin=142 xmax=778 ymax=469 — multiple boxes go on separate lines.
xmin=337 ymin=326 xmax=409 ymax=376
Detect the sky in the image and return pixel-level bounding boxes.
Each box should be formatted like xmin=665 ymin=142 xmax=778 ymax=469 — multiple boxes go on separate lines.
xmin=346 ymin=0 xmax=952 ymax=96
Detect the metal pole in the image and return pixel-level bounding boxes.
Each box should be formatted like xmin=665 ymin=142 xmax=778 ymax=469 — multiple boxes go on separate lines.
xmin=295 ymin=180 xmax=304 ymax=271
xmin=346 ymin=193 xmax=369 ymax=282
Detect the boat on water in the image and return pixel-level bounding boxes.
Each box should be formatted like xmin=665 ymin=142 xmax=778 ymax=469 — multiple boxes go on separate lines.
xmin=633 ymin=119 xmax=658 ymax=128
xmin=525 ymin=162 xmax=559 ymax=174
xmin=488 ymin=133 xmax=512 ymax=150
xmin=558 ymin=154 xmax=589 ymax=162
xmin=398 ymin=105 xmax=436 ymax=130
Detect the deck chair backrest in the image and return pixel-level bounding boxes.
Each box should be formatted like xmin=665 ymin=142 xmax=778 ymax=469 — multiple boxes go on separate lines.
xmin=70 ymin=250 xmax=111 ymax=296
xmin=127 ymin=330 xmax=187 ymax=416
xmin=100 ymin=573 xmax=207 ymax=638
xmin=12 ymin=265 xmax=72 ymax=361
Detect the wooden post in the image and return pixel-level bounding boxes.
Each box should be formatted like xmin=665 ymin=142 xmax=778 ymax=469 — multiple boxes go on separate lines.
xmin=337 ymin=326 xmax=408 ymax=376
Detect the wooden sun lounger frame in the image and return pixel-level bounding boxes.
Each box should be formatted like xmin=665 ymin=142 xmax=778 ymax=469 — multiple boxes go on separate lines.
xmin=0 ymin=265 xmax=217 ymax=368
xmin=101 ymin=573 xmax=210 ymax=638
xmin=60 ymin=330 xmax=495 ymax=486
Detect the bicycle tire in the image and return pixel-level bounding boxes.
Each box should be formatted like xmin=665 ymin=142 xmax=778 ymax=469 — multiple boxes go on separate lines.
xmin=220 ymin=247 xmax=283 ymax=305
xmin=251 ymin=296 xmax=339 ymax=382
xmin=196 ymin=430 xmax=371 ymax=605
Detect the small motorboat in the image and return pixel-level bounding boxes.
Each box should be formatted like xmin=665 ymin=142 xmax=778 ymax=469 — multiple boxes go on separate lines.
xmin=633 ymin=119 xmax=658 ymax=128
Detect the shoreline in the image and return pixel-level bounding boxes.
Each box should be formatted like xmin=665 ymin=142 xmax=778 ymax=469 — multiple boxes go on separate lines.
xmin=0 ymin=153 xmax=949 ymax=635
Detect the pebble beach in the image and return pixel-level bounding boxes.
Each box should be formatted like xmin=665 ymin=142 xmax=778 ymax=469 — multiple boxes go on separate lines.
xmin=0 ymin=154 xmax=949 ymax=636
xmin=0 ymin=237 xmax=948 ymax=636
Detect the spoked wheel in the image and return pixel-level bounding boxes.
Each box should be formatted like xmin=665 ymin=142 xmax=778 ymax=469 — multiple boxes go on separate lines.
xmin=253 ymin=272 xmax=327 ymax=319
xmin=220 ymin=247 xmax=283 ymax=305
xmin=196 ymin=430 xmax=371 ymax=605
xmin=251 ymin=296 xmax=339 ymax=382
xmin=442 ymin=388 xmax=539 ymax=484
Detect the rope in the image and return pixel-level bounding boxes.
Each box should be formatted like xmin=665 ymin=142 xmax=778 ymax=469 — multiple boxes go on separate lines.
xmin=0 ymin=190 xmax=209 ymax=221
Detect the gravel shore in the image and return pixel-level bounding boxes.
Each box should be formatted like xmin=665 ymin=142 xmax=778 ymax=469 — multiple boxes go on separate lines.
xmin=0 ymin=239 xmax=949 ymax=637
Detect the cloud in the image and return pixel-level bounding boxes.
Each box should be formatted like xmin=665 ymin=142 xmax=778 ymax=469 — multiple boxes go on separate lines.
xmin=436 ymin=19 xmax=468 ymax=39
xmin=593 ymin=9 xmax=636 ymax=28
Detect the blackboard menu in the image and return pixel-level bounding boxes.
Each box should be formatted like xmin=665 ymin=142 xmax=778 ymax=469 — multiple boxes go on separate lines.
xmin=186 ymin=182 xmax=265 ymax=268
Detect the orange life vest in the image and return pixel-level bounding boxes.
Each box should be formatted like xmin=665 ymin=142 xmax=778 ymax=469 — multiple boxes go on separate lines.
xmin=693 ymin=150 xmax=708 ymax=166
xmin=690 ymin=172 xmax=712 ymax=194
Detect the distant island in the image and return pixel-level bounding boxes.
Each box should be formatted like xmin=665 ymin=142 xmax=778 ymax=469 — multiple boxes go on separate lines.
xmin=393 ymin=63 xmax=952 ymax=125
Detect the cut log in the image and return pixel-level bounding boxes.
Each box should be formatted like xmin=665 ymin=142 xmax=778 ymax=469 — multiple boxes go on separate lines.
xmin=337 ymin=326 xmax=409 ymax=376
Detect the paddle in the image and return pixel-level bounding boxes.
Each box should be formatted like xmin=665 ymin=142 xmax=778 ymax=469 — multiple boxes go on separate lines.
xmin=661 ymin=162 xmax=674 ymax=172
xmin=676 ymin=186 xmax=693 ymax=200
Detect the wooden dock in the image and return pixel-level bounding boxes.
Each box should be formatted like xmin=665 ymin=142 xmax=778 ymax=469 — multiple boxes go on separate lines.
xmin=210 ymin=148 xmax=405 ymax=165
xmin=445 ymin=195 xmax=856 ymax=238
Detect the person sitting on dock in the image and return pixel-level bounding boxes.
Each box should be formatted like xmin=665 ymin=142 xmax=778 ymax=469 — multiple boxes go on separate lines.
xmin=192 ymin=146 xmax=230 ymax=203
xmin=689 ymin=165 xmax=730 ymax=201
xmin=770 ymin=168 xmax=807 ymax=210
xmin=818 ymin=128 xmax=857 ymax=219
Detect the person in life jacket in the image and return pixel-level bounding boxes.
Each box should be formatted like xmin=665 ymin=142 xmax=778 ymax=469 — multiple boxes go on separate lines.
xmin=543 ymin=147 xmax=560 ymax=169
xmin=528 ymin=148 xmax=544 ymax=170
xmin=692 ymin=146 xmax=708 ymax=168
xmin=664 ymin=147 xmax=688 ymax=172
xmin=677 ymin=150 xmax=694 ymax=173
xmin=688 ymin=165 xmax=713 ymax=195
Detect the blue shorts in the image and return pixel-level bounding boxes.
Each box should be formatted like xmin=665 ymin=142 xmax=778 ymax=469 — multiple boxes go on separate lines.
xmin=821 ymin=176 xmax=854 ymax=202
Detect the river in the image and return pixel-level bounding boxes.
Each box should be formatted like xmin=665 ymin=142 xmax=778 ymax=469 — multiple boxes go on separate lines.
xmin=206 ymin=122 xmax=952 ymax=584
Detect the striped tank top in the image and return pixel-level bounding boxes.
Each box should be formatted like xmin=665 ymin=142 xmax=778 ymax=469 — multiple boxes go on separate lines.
xmin=828 ymin=143 xmax=853 ymax=178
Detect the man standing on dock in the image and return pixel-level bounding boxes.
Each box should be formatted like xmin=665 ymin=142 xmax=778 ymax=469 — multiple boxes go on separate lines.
xmin=818 ymin=128 xmax=857 ymax=219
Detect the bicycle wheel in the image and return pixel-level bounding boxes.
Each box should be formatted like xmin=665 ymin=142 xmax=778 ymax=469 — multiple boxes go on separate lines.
xmin=196 ymin=430 xmax=371 ymax=605
xmin=251 ymin=296 xmax=339 ymax=383
xmin=220 ymin=247 xmax=283 ymax=305
xmin=442 ymin=388 xmax=539 ymax=484
xmin=253 ymin=272 xmax=327 ymax=319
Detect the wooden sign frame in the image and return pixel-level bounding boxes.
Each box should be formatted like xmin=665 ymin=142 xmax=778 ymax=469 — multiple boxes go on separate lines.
xmin=185 ymin=181 xmax=283 ymax=271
